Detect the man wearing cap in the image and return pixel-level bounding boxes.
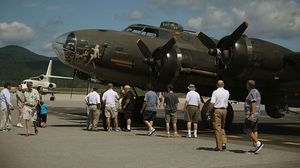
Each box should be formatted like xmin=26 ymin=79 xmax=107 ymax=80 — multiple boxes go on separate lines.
xmin=122 ymin=85 xmax=135 ymax=131
xmin=209 ymin=80 xmax=230 ymax=151
xmin=184 ymin=84 xmax=201 ymax=138
xmin=85 ymin=85 xmax=101 ymax=131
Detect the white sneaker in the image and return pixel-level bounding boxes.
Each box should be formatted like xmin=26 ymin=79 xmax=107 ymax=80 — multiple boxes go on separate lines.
xmin=194 ymin=133 xmax=198 ymax=138
xmin=148 ymin=128 xmax=156 ymax=136
xmin=17 ymin=123 xmax=24 ymax=128
xmin=254 ymin=141 xmax=264 ymax=153
xmin=187 ymin=134 xmax=192 ymax=138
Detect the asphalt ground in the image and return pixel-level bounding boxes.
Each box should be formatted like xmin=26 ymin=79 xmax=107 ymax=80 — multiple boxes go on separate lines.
xmin=0 ymin=94 xmax=299 ymax=168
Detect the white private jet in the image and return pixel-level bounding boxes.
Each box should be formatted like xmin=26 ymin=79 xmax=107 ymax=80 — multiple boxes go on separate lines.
xmin=21 ymin=60 xmax=73 ymax=101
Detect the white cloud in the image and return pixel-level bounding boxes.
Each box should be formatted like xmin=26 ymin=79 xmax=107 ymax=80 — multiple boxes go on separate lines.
xmin=187 ymin=17 xmax=204 ymax=30
xmin=149 ymin=0 xmax=300 ymax=39
xmin=128 ymin=9 xmax=144 ymax=20
xmin=0 ymin=21 xmax=36 ymax=47
xmin=42 ymin=42 xmax=52 ymax=51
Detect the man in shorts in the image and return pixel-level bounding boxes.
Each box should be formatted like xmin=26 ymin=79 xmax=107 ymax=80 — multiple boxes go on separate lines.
xmin=140 ymin=84 xmax=158 ymax=136
xmin=102 ymin=83 xmax=119 ymax=131
xmin=244 ymin=80 xmax=264 ymax=153
xmin=184 ymin=84 xmax=201 ymax=138
xmin=122 ymin=85 xmax=135 ymax=132
xmin=23 ymin=82 xmax=40 ymax=135
xmin=164 ymin=84 xmax=180 ymax=137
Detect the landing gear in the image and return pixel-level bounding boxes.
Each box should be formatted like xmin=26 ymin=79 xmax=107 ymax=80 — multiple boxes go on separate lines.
xmin=50 ymin=93 xmax=55 ymax=101
xmin=200 ymin=99 xmax=234 ymax=132
xmin=265 ymin=103 xmax=288 ymax=118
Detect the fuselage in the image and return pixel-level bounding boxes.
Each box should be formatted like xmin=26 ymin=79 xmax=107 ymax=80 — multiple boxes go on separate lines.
xmin=53 ymin=22 xmax=300 ymax=107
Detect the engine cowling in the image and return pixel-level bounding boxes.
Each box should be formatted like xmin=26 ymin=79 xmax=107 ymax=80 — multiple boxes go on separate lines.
xmin=39 ymin=75 xmax=46 ymax=81
xmin=265 ymin=103 xmax=288 ymax=118
xmin=221 ymin=36 xmax=292 ymax=81
xmin=48 ymin=83 xmax=56 ymax=89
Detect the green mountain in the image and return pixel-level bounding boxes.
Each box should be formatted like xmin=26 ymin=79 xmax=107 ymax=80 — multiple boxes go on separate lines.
xmin=0 ymin=45 xmax=85 ymax=87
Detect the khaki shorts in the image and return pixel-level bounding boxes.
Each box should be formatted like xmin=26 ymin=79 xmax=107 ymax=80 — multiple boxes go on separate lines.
xmin=184 ymin=106 xmax=199 ymax=123
xmin=165 ymin=110 xmax=177 ymax=123
xmin=23 ymin=106 xmax=37 ymax=121
xmin=105 ymin=106 xmax=117 ymax=118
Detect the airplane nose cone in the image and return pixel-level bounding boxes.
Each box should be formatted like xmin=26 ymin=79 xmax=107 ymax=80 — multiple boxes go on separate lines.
xmin=52 ymin=32 xmax=77 ymax=63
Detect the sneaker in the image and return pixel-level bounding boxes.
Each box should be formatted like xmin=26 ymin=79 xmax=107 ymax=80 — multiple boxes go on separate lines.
xmin=194 ymin=133 xmax=198 ymax=138
xmin=2 ymin=128 xmax=8 ymax=132
xmin=254 ymin=142 xmax=264 ymax=153
xmin=115 ymin=128 xmax=121 ymax=132
xmin=222 ymin=144 xmax=227 ymax=150
xmin=17 ymin=123 xmax=24 ymax=128
xmin=187 ymin=134 xmax=192 ymax=138
xmin=148 ymin=128 xmax=155 ymax=136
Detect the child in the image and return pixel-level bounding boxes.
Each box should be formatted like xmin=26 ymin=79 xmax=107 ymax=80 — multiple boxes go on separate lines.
xmin=40 ymin=101 xmax=48 ymax=127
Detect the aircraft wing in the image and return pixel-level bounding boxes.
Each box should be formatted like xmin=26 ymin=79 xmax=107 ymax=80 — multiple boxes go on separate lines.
xmin=48 ymin=75 xmax=73 ymax=80
xmin=42 ymin=90 xmax=84 ymax=95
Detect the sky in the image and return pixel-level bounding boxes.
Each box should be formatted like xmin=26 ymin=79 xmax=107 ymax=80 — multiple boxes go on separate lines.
xmin=0 ymin=0 xmax=300 ymax=57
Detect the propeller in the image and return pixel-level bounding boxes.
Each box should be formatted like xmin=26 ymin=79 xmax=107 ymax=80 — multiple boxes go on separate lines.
xmin=136 ymin=37 xmax=176 ymax=76
xmin=197 ymin=21 xmax=248 ymax=68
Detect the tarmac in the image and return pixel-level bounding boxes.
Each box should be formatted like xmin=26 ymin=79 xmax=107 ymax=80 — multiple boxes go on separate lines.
xmin=0 ymin=94 xmax=299 ymax=168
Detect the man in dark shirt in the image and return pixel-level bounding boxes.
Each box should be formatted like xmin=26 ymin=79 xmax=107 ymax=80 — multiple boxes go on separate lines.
xmin=164 ymin=84 xmax=180 ymax=137
xmin=122 ymin=85 xmax=135 ymax=131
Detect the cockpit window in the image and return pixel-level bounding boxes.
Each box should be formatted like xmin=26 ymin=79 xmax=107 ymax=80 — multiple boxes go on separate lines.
xmin=125 ymin=26 xmax=158 ymax=38
xmin=79 ymin=40 xmax=90 ymax=48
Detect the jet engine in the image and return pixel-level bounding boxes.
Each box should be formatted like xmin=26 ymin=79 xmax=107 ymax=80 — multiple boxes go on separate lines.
xmin=48 ymin=83 xmax=56 ymax=89
xmin=39 ymin=75 xmax=46 ymax=81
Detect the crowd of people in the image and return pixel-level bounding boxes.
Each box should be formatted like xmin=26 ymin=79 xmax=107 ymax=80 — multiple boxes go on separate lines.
xmin=0 ymin=79 xmax=264 ymax=153
xmin=0 ymin=82 xmax=49 ymax=136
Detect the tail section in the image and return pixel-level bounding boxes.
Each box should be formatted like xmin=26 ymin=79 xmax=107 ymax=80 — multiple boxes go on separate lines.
xmin=46 ymin=60 xmax=52 ymax=78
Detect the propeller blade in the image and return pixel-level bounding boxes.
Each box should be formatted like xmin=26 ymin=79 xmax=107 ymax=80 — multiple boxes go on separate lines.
xmin=197 ymin=32 xmax=217 ymax=49
xmin=137 ymin=39 xmax=152 ymax=60
xmin=154 ymin=37 xmax=176 ymax=59
xmin=218 ymin=21 xmax=248 ymax=50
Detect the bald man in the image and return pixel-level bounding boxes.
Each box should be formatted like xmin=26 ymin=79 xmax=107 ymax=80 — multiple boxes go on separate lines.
xmin=209 ymin=80 xmax=230 ymax=151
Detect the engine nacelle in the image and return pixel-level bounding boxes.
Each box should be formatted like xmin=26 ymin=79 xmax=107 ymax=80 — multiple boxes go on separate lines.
xmin=265 ymin=103 xmax=288 ymax=118
xmin=48 ymin=83 xmax=56 ymax=89
xmin=39 ymin=75 xmax=46 ymax=81
xmin=222 ymin=36 xmax=293 ymax=81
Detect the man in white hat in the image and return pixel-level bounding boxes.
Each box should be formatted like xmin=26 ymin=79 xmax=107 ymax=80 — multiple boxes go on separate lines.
xmin=183 ymin=84 xmax=201 ymax=138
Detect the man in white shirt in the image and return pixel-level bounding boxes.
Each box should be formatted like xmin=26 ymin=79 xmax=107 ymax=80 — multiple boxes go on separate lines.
xmin=209 ymin=80 xmax=230 ymax=151
xmin=102 ymin=83 xmax=119 ymax=131
xmin=184 ymin=84 xmax=201 ymax=138
xmin=0 ymin=82 xmax=14 ymax=132
xmin=85 ymin=85 xmax=101 ymax=131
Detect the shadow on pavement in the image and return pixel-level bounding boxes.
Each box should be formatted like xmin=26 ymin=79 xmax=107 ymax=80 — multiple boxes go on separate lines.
xmin=17 ymin=133 xmax=36 ymax=136
xmin=227 ymin=149 xmax=247 ymax=154
xmin=196 ymin=147 xmax=217 ymax=151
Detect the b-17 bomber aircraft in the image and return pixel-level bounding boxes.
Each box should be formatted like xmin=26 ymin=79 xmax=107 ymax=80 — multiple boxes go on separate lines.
xmin=52 ymin=21 xmax=300 ymax=128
